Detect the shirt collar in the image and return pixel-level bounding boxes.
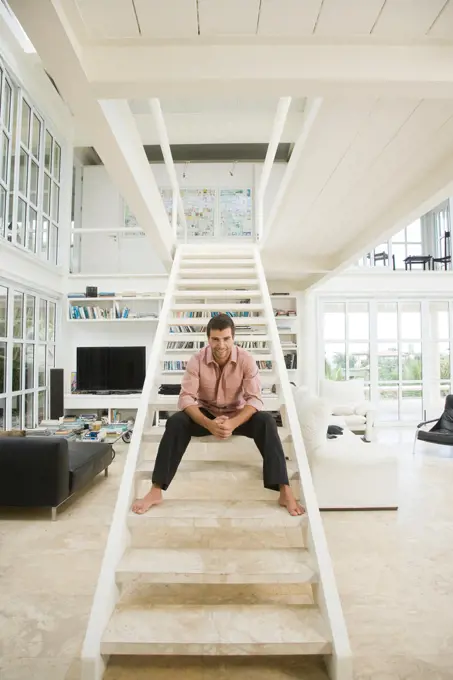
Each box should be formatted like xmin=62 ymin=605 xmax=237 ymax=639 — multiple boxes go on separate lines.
xmin=206 ymin=344 xmax=238 ymax=365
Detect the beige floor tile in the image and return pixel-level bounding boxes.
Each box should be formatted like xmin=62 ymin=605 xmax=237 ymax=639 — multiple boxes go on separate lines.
xmin=1 ymin=433 xmax=453 ymax=678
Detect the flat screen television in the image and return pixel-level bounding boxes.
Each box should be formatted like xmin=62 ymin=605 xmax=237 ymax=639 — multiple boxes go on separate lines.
xmin=76 ymin=346 xmax=146 ymax=392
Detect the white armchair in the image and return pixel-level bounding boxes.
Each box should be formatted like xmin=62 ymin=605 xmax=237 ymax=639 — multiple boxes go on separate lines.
xmin=319 ymin=378 xmax=375 ymax=441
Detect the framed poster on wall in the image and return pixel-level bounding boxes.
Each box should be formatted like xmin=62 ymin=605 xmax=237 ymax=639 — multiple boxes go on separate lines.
xmin=220 ymin=188 xmax=253 ymax=238
xmin=122 ymin=201 xmax=145 ymax=238
xmin=181 ymin=188 xmax=216 ymax=238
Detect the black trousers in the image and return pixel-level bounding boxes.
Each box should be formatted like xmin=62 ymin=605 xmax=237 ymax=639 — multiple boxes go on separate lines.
xmin=152 ymin=409 xmax=289 ymax=492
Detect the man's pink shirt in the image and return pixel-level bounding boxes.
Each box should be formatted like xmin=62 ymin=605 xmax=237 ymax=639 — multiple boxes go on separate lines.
xmin=177 ymin=344 xmax=263 ymax=417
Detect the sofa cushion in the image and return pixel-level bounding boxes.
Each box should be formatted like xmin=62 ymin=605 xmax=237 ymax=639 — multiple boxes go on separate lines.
xmin=68 ymin=442 xmax=114 ymax=494
xmin=344 ymin=414 xmax=366 ymax=427
xmin=319 ymin=378 xmax=365 ymax=408
xmin=332 ymin=406 xmax=354 ymax=416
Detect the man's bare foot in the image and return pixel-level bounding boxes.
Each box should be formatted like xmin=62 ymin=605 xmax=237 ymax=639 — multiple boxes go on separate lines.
xmin=279 ymin=485 xmax=305 ymax=516
xmin=132 ymin=485 xmax=163 ymax=514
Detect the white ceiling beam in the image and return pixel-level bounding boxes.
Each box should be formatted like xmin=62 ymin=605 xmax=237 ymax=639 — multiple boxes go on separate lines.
xmin=84 ymin=44 xmax=453 ymax=99
xmin=262 ymin=98 xmax=323 ymax=244
xmin=9 ymin=0 xmax=174 ymax=270
xmin=256 ymin=96 xmax=292 ymax=242
xmin=149 ymin=98 xmax=187 ymax=237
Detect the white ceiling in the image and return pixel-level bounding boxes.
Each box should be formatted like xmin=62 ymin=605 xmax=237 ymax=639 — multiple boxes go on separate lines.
xmin=70 ymin=0 xmax=453 ymax=41
xmin=13 ymin=0 xmax=453 ymax=283
xmin=262 ymin=96 xmax=453 ymax=279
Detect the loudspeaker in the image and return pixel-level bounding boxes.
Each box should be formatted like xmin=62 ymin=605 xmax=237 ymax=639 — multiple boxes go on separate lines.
xmin=50 ymin=368 xmax=64 ymax=420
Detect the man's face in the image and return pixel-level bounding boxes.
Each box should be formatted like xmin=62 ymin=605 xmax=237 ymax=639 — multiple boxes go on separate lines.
xmin=208 ymin=327 xmax=234 ymax=364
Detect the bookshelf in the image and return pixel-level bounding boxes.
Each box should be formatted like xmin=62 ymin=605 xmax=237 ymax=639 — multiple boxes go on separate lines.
xmin=67 ymin=295 xmax=164 ymax=322
xmin=271 ymin=294 xmax=299 ymax=375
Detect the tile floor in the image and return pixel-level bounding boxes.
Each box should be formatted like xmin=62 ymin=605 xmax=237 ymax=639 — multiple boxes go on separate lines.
xmin=1 ymin=429 xmax=453 ymax=679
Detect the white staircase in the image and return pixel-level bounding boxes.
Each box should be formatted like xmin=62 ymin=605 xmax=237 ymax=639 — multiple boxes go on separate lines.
xmin=81 ymin=244 xmax=352 ymax=680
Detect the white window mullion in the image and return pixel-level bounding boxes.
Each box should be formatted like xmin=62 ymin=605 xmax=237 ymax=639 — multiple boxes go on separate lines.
xmin=369 ymin=298 xmax=378 ymax=412
xmin=420 ymin=299 xmax=431 ymax=421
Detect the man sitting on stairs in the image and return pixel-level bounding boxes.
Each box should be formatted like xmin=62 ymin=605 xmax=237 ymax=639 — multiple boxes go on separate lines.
xmin=132 ymin=313 xmax=304 ymax=517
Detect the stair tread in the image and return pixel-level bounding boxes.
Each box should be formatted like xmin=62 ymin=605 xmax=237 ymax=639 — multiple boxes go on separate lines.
xmin=127 ymin=500 xmax=304 ymax=524
xmin=168 ymin=316 xmax=268 ymax=324
xmin=162 ymin=352 xmax=273 ymax=361
xmin=101 ymin=604 xmax=331 ymax=655
xmin=116 ymin=547 xmax=316 ymax=584
xmin=142 ymin=426 xmax=291 ymax=442
xmin=165 ymin=333 xmax=269 ymax=341
xmin=179 ymin=268 xmax=256 ymax=274
xmin=104 ymin=656 xmax=330 ymax=680
xmin=174 ymin=290 xmax=261 ymax=298
xmin=171 ymin=304 xmax=264 ymax=311
xmin=177 ymin=279 xmax=259 ymax=286
xmin=136 ymin=459 xmax=296 ymax=477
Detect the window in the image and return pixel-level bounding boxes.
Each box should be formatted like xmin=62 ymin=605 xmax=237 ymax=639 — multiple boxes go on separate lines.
xmin=0 ymin=57 xmax=62 ymax=264
xmin=0 ymin=280 xmax=57 ymax=429
xmin=0 ymin=64 xmax=14 ymax=242
xmin=321 ymin=298 xmax=425 ymax=423
xmin=323 ymin=302 xmax=370 ymax=387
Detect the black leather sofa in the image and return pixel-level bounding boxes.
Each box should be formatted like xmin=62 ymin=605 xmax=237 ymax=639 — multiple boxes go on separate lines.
xmin=0 ymin=436 xmax=114 ymax=519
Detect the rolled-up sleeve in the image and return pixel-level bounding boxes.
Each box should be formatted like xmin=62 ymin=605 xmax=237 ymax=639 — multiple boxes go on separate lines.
xmin=242 ymin=354 xmax=263 ymax=411
xmin=178 ymin=355 xmax=200 ymax=411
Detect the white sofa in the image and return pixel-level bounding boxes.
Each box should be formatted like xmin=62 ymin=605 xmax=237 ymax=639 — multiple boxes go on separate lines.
xmin=319 ymin=378 xmax=375 ymax=442
xmin=293 ymin=389 xmax=398 ymax=510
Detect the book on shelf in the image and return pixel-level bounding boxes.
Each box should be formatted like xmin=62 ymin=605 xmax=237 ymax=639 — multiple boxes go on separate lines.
xmin=173 ymin=311 xmax=259 ymax=319
xmin=274 ymin=309 xmax=296 ymax=317
xmin=164 ymin=361 xmax=189 ymax=371
xmin=163 ymin=360 xmax=273 ymax=372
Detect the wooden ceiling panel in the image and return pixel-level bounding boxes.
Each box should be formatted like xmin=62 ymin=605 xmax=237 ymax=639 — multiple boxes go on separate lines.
xmin=75 ymin=0 xmax=139 ymax=38
xmin=134 ymin=0 xmax=198 ymax=38
xmin=372 ymin=0 xmax=447 ymax=38
xmin=258 ymin=0 xmax=323 ymax=36
xmin=314 ymin=0 xmax=384 ymax=35
xmin=198 ymin=0 xmax=260 ymax=35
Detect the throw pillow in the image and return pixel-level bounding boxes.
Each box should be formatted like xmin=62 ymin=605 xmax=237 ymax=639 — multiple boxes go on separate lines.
xmin=355 ymin=402 xmax=370 ymax=417
xmin=295 ymin=395 xmax=330 ymax=457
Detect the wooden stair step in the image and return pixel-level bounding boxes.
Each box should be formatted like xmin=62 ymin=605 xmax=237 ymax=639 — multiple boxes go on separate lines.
xmin=115 ymin=547 xmax=316 ymax=585
xmin=101 ymin=604 xmax=331 ymax=656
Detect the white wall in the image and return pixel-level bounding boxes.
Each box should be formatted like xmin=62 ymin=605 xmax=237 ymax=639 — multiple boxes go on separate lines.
xmin=79 ymin=162 xmax=286 ymax=274
xmin=61 ymin=320 xmax=157 ymax=395
xmin=79 ymin=165 xmax=168 ymax=275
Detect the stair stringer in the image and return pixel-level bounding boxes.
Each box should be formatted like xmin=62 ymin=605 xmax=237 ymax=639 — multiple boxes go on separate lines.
xmin=80 ymin=248 xmax=183 ymax=680
xmin=253 ymin=246 xmax=353 ymax=680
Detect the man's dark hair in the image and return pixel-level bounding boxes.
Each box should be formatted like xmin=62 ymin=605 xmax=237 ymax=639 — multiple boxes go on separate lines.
xmin=206 ymin=313 xmax=235 ymax=338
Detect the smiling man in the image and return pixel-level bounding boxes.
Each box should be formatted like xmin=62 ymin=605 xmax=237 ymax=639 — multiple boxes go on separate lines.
xmin=132 ymin=313 xmax=304 ymax=516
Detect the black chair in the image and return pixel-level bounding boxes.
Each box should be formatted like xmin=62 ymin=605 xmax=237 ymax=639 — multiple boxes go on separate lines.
xmin=413 ymin=395 xmax=453 ymax=454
